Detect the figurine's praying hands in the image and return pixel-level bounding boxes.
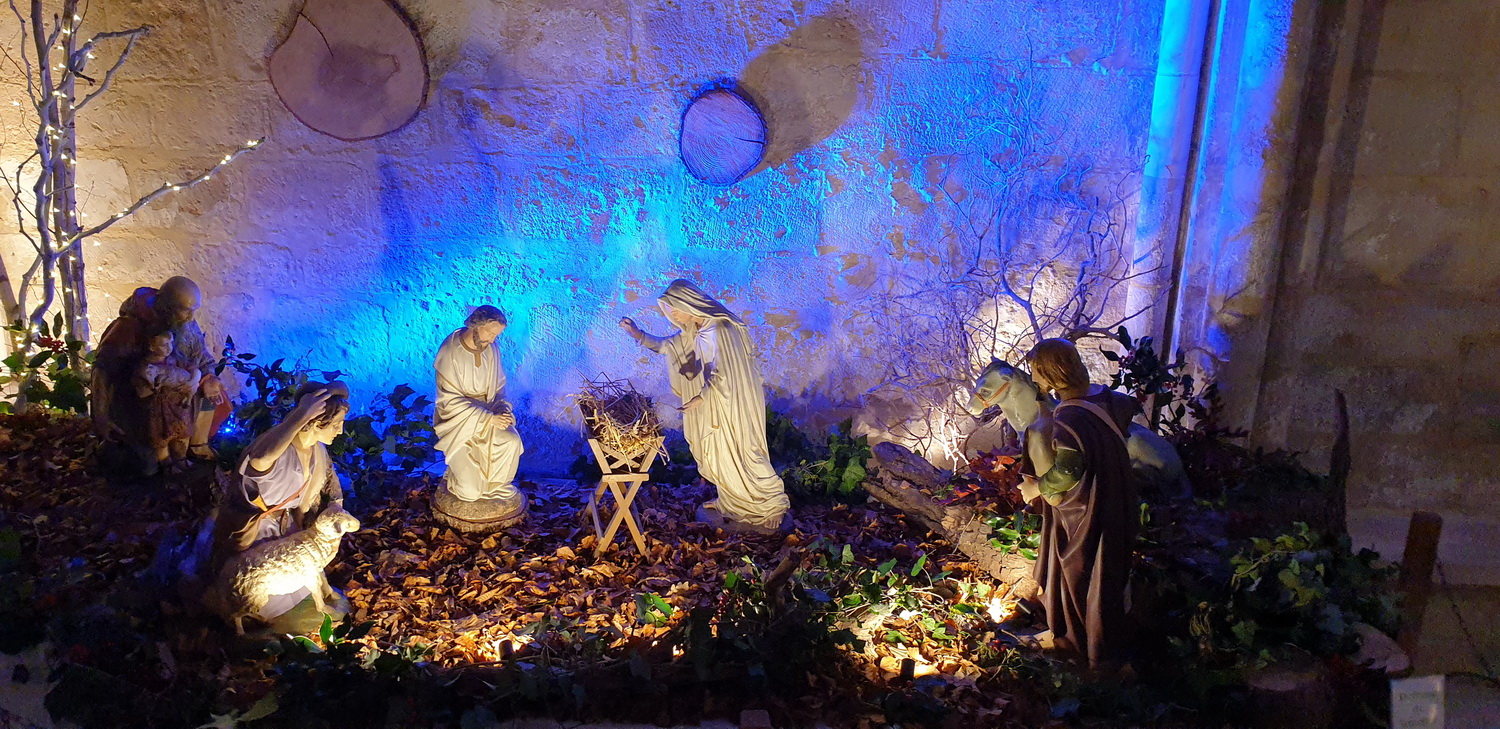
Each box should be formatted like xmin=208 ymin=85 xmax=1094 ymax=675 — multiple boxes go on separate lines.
xmin=490 ymin=402 xmax=516 ymax=430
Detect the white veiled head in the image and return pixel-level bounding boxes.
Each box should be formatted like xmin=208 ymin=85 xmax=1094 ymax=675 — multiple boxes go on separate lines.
xmin=657 ymin=279 xmax=745 ymax=330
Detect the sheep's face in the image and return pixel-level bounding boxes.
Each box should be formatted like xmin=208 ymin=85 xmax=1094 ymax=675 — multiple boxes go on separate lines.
xmin=314 ymin=510 xmax=361 ymax=537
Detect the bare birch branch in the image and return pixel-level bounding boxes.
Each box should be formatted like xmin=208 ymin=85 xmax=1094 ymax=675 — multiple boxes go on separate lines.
xmin=60 ymin=137 xmax=262 ymax=251
xmin=74 ymin=26 xmax=147 ymax=110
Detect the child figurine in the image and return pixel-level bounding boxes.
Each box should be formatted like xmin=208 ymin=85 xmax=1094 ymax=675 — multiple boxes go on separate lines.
xmin=134 ymin=331 xmax=197 ymax=470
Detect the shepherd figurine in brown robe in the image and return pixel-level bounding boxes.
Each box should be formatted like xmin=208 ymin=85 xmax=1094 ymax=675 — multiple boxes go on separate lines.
xmin=1019 ymin=338 xmax=1140 ymax=669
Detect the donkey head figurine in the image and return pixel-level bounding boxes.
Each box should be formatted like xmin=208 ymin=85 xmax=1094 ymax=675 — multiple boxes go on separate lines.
xmin=967 ymin=359 xmax=1049 ymax=431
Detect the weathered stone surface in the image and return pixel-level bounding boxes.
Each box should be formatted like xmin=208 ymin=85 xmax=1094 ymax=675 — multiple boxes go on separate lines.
xmin=93 ymin=0 xmax=225 ymax=81
xmin=1355 ymin=75 xmax=1461 ymax=177
xmin=435 ymin=86 xmax=583 ymax=157
xmin=938 ymin=0 xmax=1118 ymax=63
xmin=735 ymin=0 xmax=937 ymax=60
xmin=581 ymin=86 xmax=684 ymax=159
xmin=0 ymin=0 xmax=1164 ymax=483
xmin=495 ymin=0 xmax=633 ymax=86
xmin=627 ymin=0 xmax=752 ymax=86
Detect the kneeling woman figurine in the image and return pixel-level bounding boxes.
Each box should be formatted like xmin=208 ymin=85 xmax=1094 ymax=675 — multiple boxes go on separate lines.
xmin=619 ymin=279 xmax=790 ymax=533
xmin=210 ymin=382 xmax=351 ymax=626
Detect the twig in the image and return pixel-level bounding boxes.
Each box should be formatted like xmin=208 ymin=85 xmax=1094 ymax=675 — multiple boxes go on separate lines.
xmin=60 ymin=138 xmax=262 ymax=251
xmin=74 ymin=26 xmax=147 ymax=110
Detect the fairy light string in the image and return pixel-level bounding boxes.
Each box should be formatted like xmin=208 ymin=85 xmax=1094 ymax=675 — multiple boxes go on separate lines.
xmin=4 ymin=5 xmax=264 ymax=356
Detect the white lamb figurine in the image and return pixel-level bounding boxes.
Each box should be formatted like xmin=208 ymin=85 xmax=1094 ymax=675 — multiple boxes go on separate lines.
xmin=218 ymin=508 xmax=361 ymax=635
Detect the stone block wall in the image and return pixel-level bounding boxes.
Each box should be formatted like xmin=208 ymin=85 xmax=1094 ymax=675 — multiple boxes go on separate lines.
xmin=0 ymin=0 xmax=1165 ymax=473
xmin=1251 ymin=1 xmax=1500 ymax=521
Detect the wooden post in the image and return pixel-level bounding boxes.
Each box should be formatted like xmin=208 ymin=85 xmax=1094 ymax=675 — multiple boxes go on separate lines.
xmin=1395 ymin=511 xmax=1443 ymax=656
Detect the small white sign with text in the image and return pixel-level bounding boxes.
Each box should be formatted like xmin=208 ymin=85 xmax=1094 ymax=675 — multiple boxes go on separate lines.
xmin=1391 ymin=675 xmax=1444 ymax=729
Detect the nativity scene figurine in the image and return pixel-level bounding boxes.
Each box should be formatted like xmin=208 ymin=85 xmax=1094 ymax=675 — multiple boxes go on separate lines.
xmin=431 ymin=305 xmax=528 ymax=533
xmin=207 ymin=383 xmax=353 ymax=633
xmin=620 ymin=279 xmax=790 ymax=534
xmin=92 ymin=276 xmax=228 ymax=475
xmin=1021 ymin=339 xmax=1140 ymax=669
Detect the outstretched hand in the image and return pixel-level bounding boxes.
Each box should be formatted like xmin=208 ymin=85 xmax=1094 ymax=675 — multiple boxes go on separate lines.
xmin=678 ymin=395 xmax=704 ymax=413
xmin=200 ymin=373 xmax=226 ymax=402
xmin=618 ymin=317 xmax=645 ymax=342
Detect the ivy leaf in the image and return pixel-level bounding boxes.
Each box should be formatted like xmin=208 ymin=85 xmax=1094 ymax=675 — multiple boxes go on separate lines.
xmin=1231 ymin=619 xmax=1258 ymax=647
xmin=910 ymin=554 xmax=928 ymax=577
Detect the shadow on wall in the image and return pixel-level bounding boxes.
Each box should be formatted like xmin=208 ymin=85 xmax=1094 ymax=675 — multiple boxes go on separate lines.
xmin=739 ymin=14 xmax=866 ymax=175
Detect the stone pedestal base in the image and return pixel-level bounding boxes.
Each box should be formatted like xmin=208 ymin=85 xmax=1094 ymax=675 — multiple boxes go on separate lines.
xmin=431 ymin=485 xmax=528 ymax=534
xmin=695 ymin=504 xmax=791 ymax=536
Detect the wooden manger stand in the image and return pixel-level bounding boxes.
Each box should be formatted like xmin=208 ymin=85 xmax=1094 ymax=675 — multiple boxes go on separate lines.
xmin=586 ymin=437 xmax=663 ymax=559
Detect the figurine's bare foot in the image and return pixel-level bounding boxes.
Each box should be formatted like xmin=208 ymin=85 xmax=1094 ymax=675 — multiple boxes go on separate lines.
xmin=188 ymin=443 xmax=216 ymax=460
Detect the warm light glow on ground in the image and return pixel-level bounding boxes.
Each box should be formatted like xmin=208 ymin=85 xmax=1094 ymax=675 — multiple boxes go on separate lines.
xmin=987 ymin=596 xmax=1017 ymax=623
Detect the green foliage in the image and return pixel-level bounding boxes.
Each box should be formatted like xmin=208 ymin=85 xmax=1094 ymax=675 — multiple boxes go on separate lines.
xmin=781 ymin=418 xmax=872 ymax=503
xmin=0 ymin=315 xmax=92 ymax=414
xmin=1104 ymin=325 xmax=1217 ymax=434
xmin=258 ymin=615 xmax=435 ymax=727
xmin=213 ymin=338 xmax=438 ymax=503
xmin=1181 ymin=522 xmax=1398 ymax=667
xmin=635 ymin=591 xmax=675 ymax=627
xmin=212 ymin=336 xmax=336 ymax=469
xmin=691 ymin=540 xmax=995 ymax=695
xmin=984 ymin=510 xmax=1041 ymax=561
xmin=329 ymin=384 xmax=438 ymax=504
xmin=765 ymin=405 xmax=819 ymax=470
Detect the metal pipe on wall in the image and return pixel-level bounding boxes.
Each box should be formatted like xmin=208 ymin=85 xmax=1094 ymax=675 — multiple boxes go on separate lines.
xmin=1133 ymin=0 xmax=1220 ymax=360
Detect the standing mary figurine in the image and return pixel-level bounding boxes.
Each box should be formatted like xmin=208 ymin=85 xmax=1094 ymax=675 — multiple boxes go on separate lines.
xmin=431 ymin=305 xmax=527 ymax=532
xmin=620 ymin=279 xmax=790 ymax=533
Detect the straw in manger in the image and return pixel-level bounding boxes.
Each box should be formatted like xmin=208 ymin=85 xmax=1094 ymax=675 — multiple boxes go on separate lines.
xmin=574 ymin=376 xmax=665 ymax=461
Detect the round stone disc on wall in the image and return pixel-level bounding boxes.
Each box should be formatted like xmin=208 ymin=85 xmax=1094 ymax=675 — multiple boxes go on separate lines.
xmin=679 ymin=87 xmax=767 ymax=185
xmin=269 ymin=0 xmax=429 ymax=141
